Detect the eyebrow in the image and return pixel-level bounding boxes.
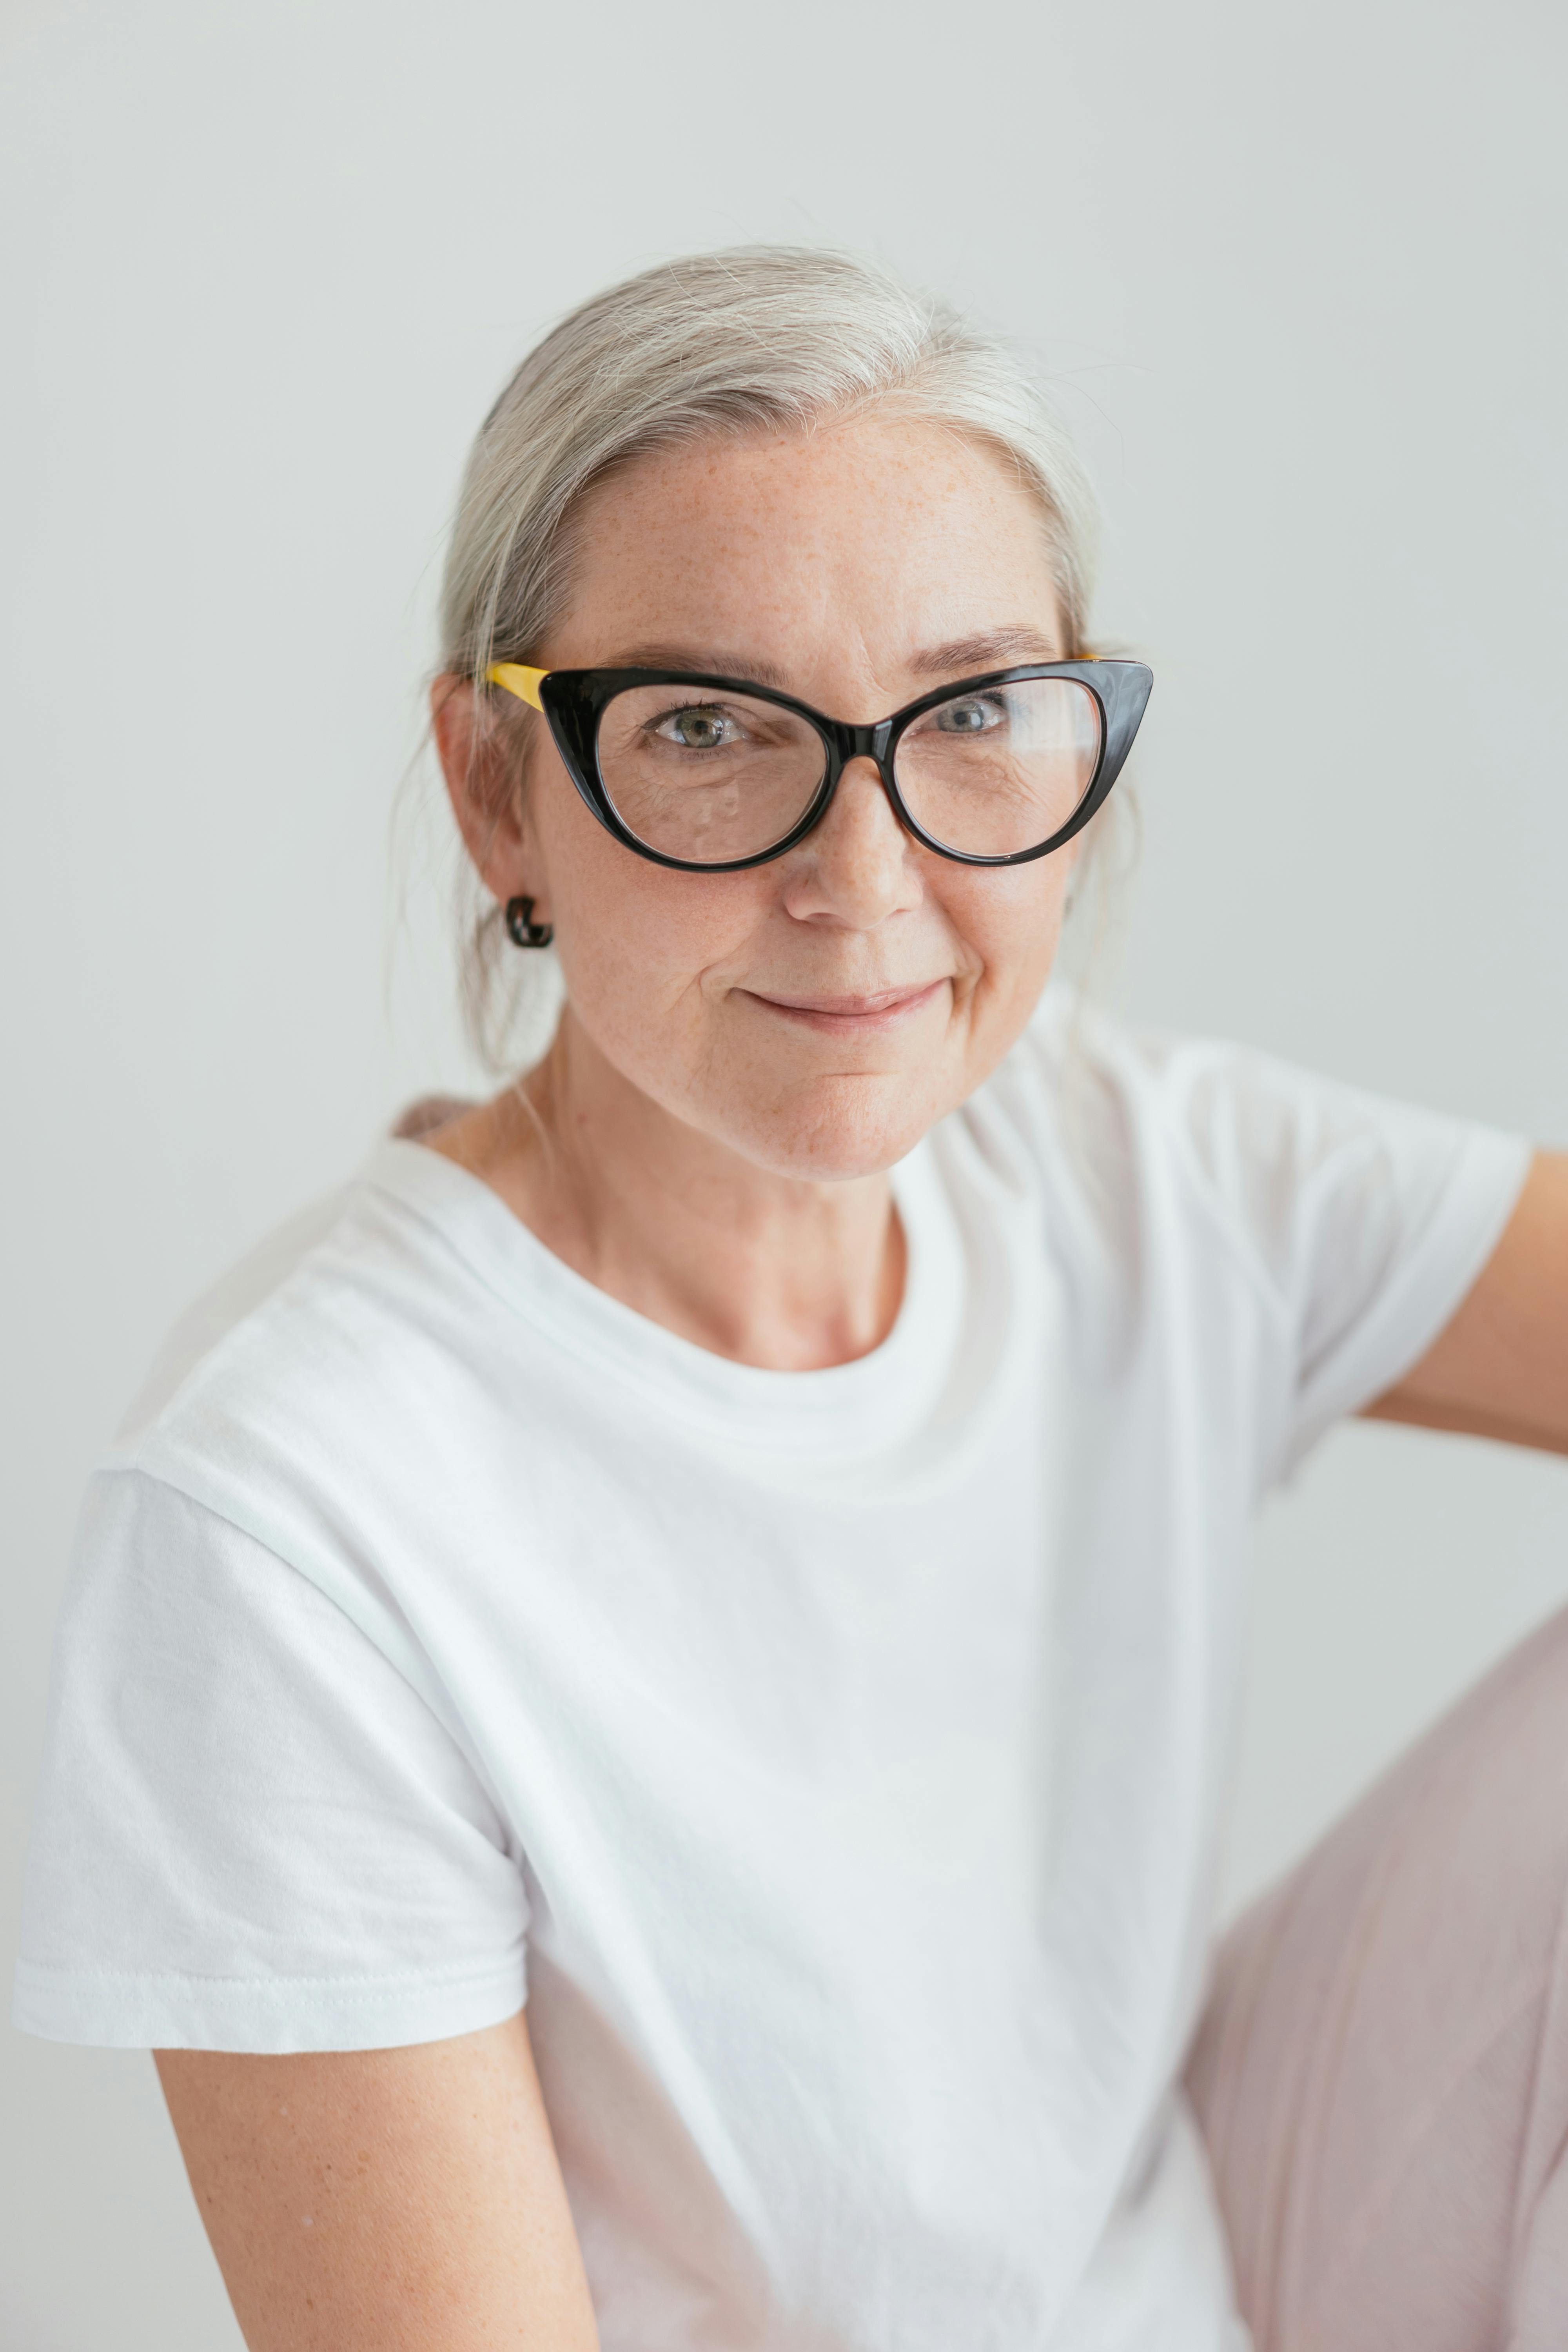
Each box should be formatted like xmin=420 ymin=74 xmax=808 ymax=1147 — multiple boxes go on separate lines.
xmin=606 ymin=644 xmax=799 ymax=692
xmin=904 ymin=627 xmax=1066 ymax=677
xmin=599 ymin=626 xmax=1067 ymax=698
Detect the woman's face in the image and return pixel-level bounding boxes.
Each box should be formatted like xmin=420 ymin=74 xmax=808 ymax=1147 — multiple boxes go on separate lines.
xmin=466 ymin=412 xmax=1082 ymax=1182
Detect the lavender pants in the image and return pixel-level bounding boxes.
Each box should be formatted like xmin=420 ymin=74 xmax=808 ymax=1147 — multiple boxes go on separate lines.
xmin=1188 ymin=1604 xmax=1568 ymax=2349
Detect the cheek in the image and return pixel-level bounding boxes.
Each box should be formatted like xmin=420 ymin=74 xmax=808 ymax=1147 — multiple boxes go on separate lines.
xmin=947 ymin=858 xmax=1073 ymax=1012
xmin=534 ymin=775 xmax=767 ymax=1049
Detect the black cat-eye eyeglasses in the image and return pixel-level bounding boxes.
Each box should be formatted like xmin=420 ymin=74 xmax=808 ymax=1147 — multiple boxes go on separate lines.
xmin=485 ymin=659 xmax=1153 ymax=874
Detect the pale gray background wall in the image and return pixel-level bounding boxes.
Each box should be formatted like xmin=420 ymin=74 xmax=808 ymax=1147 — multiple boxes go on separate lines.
xmin=3 ymin=0 xmax=1565 ymax=2342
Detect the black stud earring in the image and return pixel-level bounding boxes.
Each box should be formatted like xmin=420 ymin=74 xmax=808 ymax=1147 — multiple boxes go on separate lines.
xmin=504 ymin=896 xmax=554 ymax=950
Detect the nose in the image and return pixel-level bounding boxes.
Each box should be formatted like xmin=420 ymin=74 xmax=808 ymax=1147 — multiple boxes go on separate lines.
xmin=778 ymin=756 xmax=921 ymax=930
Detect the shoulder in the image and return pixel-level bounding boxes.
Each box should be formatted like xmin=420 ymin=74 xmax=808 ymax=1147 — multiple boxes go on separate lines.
xmin=964 ymin=987 xmax=1288 ymax=1254
xmin=984 ymin=984 xmax=1336 ymax=1171
xmin=969 ymin=988 xmax=1524 ymax=1314
xmin=109 ymin=1143 xmax=521 ymax=1549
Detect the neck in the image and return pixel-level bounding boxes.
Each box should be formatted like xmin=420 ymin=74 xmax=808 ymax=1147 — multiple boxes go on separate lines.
xmin=432 ymin=1009 xmax=906 ymax=1371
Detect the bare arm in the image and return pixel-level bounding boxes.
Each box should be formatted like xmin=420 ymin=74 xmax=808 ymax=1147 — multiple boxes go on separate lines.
xmin=156 ymin=2012 xmax=599 ymax=2350
xmin=1365 ymin=1150 xmax=1568 ymax=1455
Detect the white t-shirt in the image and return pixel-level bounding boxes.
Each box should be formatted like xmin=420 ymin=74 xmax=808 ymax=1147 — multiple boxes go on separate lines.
xmin=15 ymin=995 xmax=1529 ymax=2351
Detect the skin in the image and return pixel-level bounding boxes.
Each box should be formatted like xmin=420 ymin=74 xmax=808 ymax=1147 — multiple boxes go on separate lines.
xmin=156 ymin=2020 xmax=594 ymax=2351
xmin=157 ymin=411 xmax=1568 ymax=2347
xmin=429 ymin=415 xmax=1087 ymax=1369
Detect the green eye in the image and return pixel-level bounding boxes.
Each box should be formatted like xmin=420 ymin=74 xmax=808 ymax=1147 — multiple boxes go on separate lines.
xmin=934 ymin=696 xmax=1005 ymax=735
xmin=658 ymin=706 xmax=735 ymax=750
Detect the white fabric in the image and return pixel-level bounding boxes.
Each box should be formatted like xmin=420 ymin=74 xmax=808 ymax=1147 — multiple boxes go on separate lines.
xmin=15 ymin=995 xmax=1530 ymax=2351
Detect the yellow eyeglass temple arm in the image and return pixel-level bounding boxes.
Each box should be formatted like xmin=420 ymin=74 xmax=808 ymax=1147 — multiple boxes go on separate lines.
xmin=486 ymin=662 xmax=548 ymax=711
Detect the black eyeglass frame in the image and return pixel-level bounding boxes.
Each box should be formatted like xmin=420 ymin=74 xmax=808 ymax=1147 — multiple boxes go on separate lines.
xmin=519 ymin=659 xmax=1154 ymax=874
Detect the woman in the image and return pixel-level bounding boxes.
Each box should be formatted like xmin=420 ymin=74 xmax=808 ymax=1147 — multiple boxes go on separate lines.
xmin=15 ymin=248 xmax=1568 ymax=2350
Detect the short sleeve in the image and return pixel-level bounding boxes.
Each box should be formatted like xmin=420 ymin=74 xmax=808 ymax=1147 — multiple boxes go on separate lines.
xmin=14 ymin=1469 xmax=530 ymax=2053
xmin=1170 ymin=1041 xmax=1532 ymax=1483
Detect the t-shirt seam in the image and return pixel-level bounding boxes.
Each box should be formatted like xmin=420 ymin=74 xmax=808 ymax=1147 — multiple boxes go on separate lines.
xmin=1267 ymin=1126 xmax=1531 ymax=1485
xmin=107 ymin=1195 xmax=379 ymax=1464
xmin=15 ymin=1956 xmax=521 ymax=1990
xmin=87 ymin=1460 xmax=400 ymax=1660
xmin=76 ymin=1462 xmax=525 ymax=1853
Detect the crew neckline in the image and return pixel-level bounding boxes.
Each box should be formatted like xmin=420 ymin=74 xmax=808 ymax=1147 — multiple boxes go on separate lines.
xmin=358 ymin=1134 xmax=964 ymax=1456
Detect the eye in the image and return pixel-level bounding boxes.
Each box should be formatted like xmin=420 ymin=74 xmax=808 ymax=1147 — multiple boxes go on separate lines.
xmin=933 ymin=694 xmax=1007 ymax=736
xmin=653 ymin=704 xmax=740 ymax=751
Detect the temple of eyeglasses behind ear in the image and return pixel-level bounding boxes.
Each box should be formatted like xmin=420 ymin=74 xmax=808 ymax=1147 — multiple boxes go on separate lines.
xmin=486 ymin=663 xmax=548 ymax=710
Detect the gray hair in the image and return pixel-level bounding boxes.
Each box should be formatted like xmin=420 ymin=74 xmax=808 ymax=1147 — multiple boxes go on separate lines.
xmin=437 ymin=245 xmax=1106 ymax=1066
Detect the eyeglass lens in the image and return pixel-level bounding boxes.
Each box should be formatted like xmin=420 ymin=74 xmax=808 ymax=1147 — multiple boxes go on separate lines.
xmin=895 ymin=678 xmax=1101 ymax=858
xmin=594 ymin=677 xmax=1103 ymax=865
xmin=596 ymin=686 xmax=824 ymax=864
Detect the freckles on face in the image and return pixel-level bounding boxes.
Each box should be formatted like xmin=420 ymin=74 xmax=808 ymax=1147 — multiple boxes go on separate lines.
xmin=521 ymin=412 xmax=1083 ymax=1176
xmin=537 ymin=800 xmax=773 ymax=1069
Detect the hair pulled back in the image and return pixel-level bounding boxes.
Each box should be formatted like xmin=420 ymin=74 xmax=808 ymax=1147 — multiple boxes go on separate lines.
xmin=437 ymin=246 xmax=1102 ymax=1064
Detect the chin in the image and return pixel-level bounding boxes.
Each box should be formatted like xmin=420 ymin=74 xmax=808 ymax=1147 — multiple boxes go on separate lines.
xmin=734 ymin=1074 xmax=942 ymax=1185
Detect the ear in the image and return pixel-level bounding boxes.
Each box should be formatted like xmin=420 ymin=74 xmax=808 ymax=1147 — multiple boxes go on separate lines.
xmin=430 ymin=674 xmax=536 ymax=906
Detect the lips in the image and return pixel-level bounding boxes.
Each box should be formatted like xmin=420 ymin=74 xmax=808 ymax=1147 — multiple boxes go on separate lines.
xmin=743 ymin=979 xmax=948 ymax=1031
